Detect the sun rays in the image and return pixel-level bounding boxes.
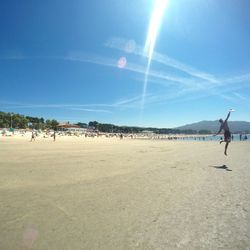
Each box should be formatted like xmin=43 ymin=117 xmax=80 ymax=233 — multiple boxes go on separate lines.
xmin=141 ymin=0 xmax=169 ymax=120
xmin=144 ymin=0 xmax=169 ymax=61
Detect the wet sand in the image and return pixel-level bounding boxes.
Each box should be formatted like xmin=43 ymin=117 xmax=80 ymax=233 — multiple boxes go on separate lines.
xmin=0 ymin=137 xmax=250 ymax=249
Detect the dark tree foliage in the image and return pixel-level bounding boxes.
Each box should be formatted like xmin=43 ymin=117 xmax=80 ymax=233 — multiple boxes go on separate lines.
xmin=0 ymin=111 xmax=213 ymax=134
xmin=0 ymin=111 xmax=59 ymax=130
xmin=76 ymin=122 xmax=88 ymax=128
xmin=87 ymin=121 xmax=200 ymax=134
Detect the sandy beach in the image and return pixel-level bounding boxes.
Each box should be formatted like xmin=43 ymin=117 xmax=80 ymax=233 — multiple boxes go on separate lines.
xmin=0 ymin=136 xmax=250 ymax=249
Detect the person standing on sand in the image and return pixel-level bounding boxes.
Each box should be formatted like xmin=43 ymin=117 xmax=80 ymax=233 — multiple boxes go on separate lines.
xmin=53 ymin=131 xmax=56 ymax=141
xmin=214 ymin=110 xmax=234 ymax=156
xmin=30 ymin=131 xmax=35 ymax=142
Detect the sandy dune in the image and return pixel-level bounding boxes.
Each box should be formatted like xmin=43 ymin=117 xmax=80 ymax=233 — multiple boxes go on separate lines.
xmin=0 ymin=137 xmax=250 ymax=249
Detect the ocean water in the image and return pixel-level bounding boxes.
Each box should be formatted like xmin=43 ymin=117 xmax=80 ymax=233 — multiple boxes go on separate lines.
xmin=176 ymin=134 xmax=249 ymax=142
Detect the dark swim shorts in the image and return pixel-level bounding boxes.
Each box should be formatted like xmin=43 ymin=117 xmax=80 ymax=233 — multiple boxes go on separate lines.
xmin=224 ymin=130 xmax=231 ymax=141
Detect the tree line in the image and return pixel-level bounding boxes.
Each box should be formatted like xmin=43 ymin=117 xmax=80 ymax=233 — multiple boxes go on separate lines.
xmin=0 ymin=111 xmax=59 ymax=130
xmin=0 ymin=111 xmax=212 ymax=134
xmin=88 ymin=121 xmax=212 ymax=135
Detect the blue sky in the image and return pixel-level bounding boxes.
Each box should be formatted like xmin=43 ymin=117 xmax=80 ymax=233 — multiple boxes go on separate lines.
xmin=0 ymin=0 xmax=250 ymax=127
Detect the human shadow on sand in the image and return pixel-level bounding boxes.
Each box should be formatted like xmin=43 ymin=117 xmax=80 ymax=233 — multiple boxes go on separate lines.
xmin=210 ymin=165 xmax=232 ymax=171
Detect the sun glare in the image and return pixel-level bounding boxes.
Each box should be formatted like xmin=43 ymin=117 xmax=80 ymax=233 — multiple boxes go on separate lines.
xmin=144 ymin=0 xmax=169 ymax=60
xmin=141 ymin=0 xmax=169 ymax=120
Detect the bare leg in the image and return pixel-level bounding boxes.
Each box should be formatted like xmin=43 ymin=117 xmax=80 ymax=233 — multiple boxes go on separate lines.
xmin=224 ymin=141 xmax=229 ymax=156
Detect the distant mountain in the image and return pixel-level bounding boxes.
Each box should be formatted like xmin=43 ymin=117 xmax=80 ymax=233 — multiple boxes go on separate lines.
xmin=176 ymin=120 xmax=250 ymax=133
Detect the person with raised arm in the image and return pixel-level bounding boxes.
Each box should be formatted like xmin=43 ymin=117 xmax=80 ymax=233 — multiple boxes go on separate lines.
xmin=214 ymin=109 xmax=234 ymax=156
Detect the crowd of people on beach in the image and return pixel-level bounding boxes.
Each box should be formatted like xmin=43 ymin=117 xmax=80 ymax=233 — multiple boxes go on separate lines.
xmin=0 ymin=128 xmax=249 ymax=143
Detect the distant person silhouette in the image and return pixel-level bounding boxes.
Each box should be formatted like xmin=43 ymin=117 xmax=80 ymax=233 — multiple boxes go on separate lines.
xmin=53 ymin=131 xmax=56 ymax=141
xmin=30 ymin=131 xmax=35 ymax=142
xmin=214 ymin=110 xmax=233 ymax=156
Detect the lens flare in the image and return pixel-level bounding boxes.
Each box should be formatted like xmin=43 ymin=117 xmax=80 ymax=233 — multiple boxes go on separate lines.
xmin=125 ymin=40 xmax=136 ymax=53
xmin=141 ymin=0 xmax=169 ymax=118
xmin=117 ymin=57 xmax=127 ymax=68
xmin=144 ymin=0 xmax=169 ymax=60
